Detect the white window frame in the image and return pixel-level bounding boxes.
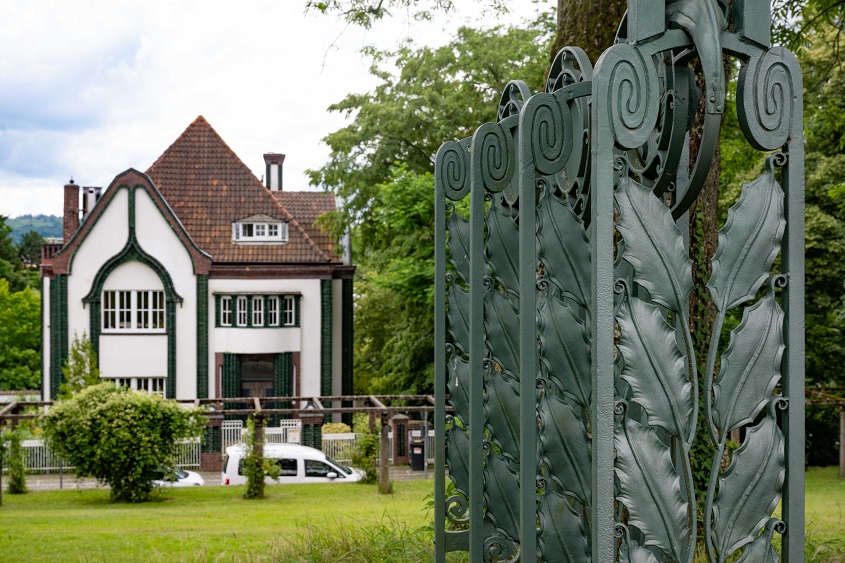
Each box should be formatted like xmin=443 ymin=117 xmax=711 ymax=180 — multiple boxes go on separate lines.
xmin=283 ymin=296 xmax=295 ymax=326
xmin=221 ymin=296 xmax=233 ymax=326
xmin=236 ymin=296 xmax=248 ymax=327
xmin=232 ymin=221 xmax=288 ymax=243
xmin=109 ymin=377 xmax=166 ymax=397
xmin=267 ymin=296 xmax=279 ymax=326
xmin=102 ymin=290 xmax=165 ymax=333
xmin=252 ymin=296 xmax=264 ymax=326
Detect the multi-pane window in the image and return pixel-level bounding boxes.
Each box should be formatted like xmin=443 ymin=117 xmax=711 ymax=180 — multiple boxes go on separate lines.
xmin=252 ymin=297 xmax=264 ymax=326
xmin=232 ymin=221 xmax=288 ymax=243
xmin=284 ymin=296 xmax=295 ymax=326
xmin=236 ymin=296 xmax=248 ymax=326
xmin=268 ymin=296 xmax=279 ymax=326
xmin=220 ymin=296 xmax=233 ymax=326
xmin=102 ymin=290 xmax=165 ymax=332
xmin=110 ymin=377 xmax=165 ymax=396
xmin=216 ymin=294 xmax=298 ymax=327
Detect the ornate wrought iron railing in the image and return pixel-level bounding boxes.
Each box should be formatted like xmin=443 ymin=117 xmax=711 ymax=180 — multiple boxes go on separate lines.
xmin=434 ymin=0 xmax=804 ymax=561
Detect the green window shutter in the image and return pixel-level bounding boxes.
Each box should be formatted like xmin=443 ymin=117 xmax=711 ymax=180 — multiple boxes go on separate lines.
xmin=215 ymin=295 xmax=221 ymax=327
xmin=320 ymin=280 xmax=333 ymax=398
xmin=294 ymin=295 xmax=301 ymax=327
xmin=197 ymin=275 xmax=209 ymax=398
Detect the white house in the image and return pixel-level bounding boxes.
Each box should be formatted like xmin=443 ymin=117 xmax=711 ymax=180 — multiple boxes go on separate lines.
xmin=41 ymin=116 xmax=354 ymax=410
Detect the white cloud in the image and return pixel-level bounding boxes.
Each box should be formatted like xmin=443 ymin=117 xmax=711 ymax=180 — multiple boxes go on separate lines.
xmin=0 ymin=0 xmax=540 ymax=217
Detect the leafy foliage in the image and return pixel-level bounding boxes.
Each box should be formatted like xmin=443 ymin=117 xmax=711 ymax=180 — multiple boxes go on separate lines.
xmin=310 ymin=18 xmax=551 ymax=236
xmin=321 ymin=422 xmax=352 ymax=434
xmin=1 ymin=427 xmax=28 ymax=494
xmin=17 ymin=231 xmax=43 ymax=267
xmin=42 ymin=383 xmax=204 ymax=502
xmin=305 ymin=0 xmax=507 ymax=29
xmin=0 ymin=279 xmax=40 ymax=391
xmin=350 ymin=414 xmax=380 ymax=484
xmin=242 ymin=416 xmax=280 ymax=500
xmin=59 ymin=331 xmax=100 ymax=399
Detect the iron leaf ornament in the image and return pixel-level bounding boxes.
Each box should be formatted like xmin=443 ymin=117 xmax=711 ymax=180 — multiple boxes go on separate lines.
xmin=434 ymin=0 xmax=803 ymax=560
xmin=615 ymin=178 xmax=693 ymax=315
xmin=711 ymin=409 xmax=785 ymax=561
xmin=617 ymin=295 xmax=693 ymax=443
xmin=707 ymin=158 xmax=786 ymax=313
xmin=712 ymin=287 xmax=784 ymax=436
xmin=615 ymin=416 xmax=691 ymax=563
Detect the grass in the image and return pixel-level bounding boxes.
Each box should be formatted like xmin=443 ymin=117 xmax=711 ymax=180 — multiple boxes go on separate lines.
xmin=0 ymin=480 xmax=434 ymax=562
xmin=1 ymin=468 xmax=844 ymax=562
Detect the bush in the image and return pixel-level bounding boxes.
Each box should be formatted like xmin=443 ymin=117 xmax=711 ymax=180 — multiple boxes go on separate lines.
xmin=1 ymin=427 xmax=28 ymax=494
xmin=321 ymin=422 xmax=352 ymax=434
xmin=42 ymin=383 xmax=204 ymax=502
xmin=350 ymin=414 xmax=379 ymax=484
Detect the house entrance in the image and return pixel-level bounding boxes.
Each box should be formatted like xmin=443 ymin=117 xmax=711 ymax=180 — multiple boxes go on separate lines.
xmin=240 ymin=354 xmax=274 ymax=398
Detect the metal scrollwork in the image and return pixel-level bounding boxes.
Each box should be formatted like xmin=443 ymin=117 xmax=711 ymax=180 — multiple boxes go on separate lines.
xmin=436 ymin=140 xmax=470 ymax=201
xmin=601 ymin=43 xmax=660 ymax=151
xmin=435 ymin=1 xmax=803 ymax=561
xmin=738 ymin=47 xmax=799 ymax=151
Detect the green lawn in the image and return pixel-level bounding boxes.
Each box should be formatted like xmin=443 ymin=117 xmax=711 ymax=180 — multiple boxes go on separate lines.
xmin=0 ymin=480 xmax=434 ymax=562
xmin=1 ymin=469 xmax=843 ymax=562
xmin=804 ymin=466 xmax=845 ymax=556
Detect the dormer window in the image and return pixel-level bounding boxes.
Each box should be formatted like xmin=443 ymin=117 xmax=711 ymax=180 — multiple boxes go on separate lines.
xmin=232 ymin=215 xmax=288 ymax=244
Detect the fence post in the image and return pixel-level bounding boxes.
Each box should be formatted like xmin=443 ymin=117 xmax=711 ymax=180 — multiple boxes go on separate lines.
xmin=379 ymin=411 xmax=391 ymax=494
xmin=840 ymin=406 xmax=845 ymax=479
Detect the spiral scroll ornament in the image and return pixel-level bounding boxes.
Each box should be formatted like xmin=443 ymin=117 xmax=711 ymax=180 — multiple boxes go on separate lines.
xmin=601 ymin=43 xmax=660 ymax=151
xmin=473 ymin=122 xmax=516 ymax=194
xmin=497 ymin=80 xmax=532 ymax=122
xmin=546 ymin=46 xmax=593 ymax=93
xmin=737 ymin=47 xmax=799 ymax=152
xmin=436 ymin=140 xmax=470 ymax=201
xmin=524 ymin=93 xmax=573 ymax=177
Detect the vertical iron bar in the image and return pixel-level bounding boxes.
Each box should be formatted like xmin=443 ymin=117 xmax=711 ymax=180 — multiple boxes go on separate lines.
xmin=434 ymin=170 xmax=446 ymax=563
xmin=517 ymin=119 xmax=537 ymax=562
xmin=469 ymin=132 xmax=486 ymax=563
xmin=590 ymin=73 xmax=617 ymax=562
xmin=782 ymin=73 xmax=805 ymax=561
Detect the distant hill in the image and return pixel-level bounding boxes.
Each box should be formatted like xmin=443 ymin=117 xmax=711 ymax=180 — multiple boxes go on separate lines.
xmin=8 ymin=215 xmax=63 ymax=243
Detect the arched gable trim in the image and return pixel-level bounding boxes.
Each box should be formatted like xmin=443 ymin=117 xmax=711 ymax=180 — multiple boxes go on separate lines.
xmin=82 ymin=186 xmax=182 ymax=398
xmin=52 ymin=169 xmax=212 ymax=276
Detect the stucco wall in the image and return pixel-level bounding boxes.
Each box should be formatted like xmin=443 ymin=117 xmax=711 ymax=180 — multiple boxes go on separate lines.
xmin=208 ymin=277 xmax=322 ymax=398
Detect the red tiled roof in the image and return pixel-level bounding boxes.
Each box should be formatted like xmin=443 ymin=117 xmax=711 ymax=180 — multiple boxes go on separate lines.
xmin=271 ymin=191 xmax=338 ymax=255
xmin=145 ymin=116 xmax=338 ymax=264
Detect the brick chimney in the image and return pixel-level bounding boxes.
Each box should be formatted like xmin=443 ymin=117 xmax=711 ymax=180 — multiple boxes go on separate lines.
xmin=63 ymin=179 xmax=80 ymax=243
xmin=264 ymin=153 xmax=285 ymax=191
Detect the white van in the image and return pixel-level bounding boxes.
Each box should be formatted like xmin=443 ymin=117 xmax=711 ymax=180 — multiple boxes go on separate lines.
xmin=222 ymin=443 xmax=365 ymax=485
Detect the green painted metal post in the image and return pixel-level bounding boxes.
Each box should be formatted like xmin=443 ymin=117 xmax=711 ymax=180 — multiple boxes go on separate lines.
xmin=433 ymin=147 xmax=448 ymax=563
xmin=590 ymin=49 xmax=621 ymax=561
xmin=783 ymin=53 xmax=806 ymax=562
xmin=517 ymin=106 xmax=538 ymax=563
xmin=467 ymin=126 xmax=487 ymax=563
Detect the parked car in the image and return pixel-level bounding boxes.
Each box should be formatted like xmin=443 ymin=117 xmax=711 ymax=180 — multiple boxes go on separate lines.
xmin=222 ymin=443 xmax=365 ymax=485
xmin=150 ymin=467 xmax=205 ymax=487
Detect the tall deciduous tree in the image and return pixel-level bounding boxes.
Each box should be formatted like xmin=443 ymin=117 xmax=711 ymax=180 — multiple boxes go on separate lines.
xmin=310 ymin=21 xmax=551 ymax=393
xmin=0 ymin=279 xmax=40 ymax=391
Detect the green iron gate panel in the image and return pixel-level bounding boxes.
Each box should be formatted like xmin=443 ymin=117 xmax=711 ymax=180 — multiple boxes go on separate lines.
xmin=435 ymin=1 xmax=803 ymax=561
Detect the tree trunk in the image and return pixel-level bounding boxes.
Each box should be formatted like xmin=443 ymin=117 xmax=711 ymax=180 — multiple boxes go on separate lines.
xmin=550 ymin=0 xmax=625 ymax=64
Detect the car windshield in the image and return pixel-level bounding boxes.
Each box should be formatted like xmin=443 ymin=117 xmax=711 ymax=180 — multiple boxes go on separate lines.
xmin=326 ymin=457 xmax=353 ymax=475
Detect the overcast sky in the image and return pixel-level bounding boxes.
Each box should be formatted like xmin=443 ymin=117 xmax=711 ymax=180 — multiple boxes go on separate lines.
xmin=0 ymin=0 xmax=540 ymax=218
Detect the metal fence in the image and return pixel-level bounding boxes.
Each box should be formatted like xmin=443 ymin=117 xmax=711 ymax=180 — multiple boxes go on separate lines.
xmin=3 ymin=438 xmax=202 ymax=473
